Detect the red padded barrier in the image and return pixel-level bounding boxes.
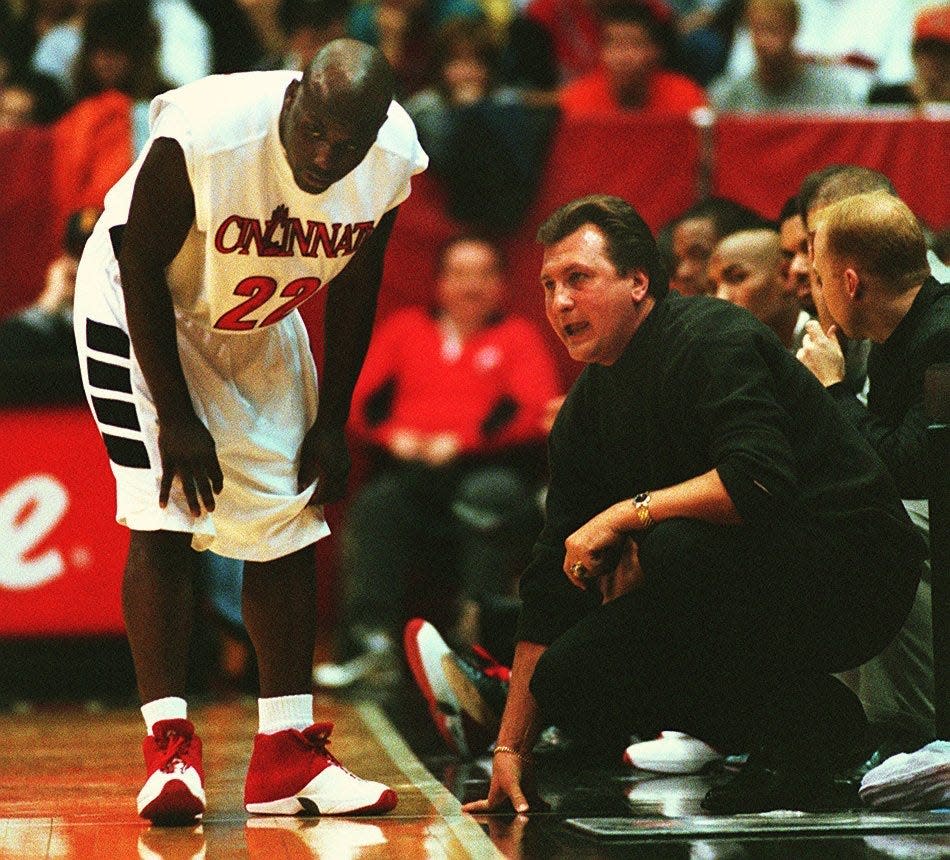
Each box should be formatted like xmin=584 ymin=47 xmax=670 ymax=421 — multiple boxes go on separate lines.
xmin=0 ymin=126 xmax=58 ymax=320
xmin=713 ymin=114 xmax=949 ymax=227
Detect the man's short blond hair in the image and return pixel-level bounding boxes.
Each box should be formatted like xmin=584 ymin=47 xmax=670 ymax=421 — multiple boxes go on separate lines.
xmin=746 ymin=0 xmax=799 ymax=29
xmin=816 ymin=191 xmax=930 ymax=292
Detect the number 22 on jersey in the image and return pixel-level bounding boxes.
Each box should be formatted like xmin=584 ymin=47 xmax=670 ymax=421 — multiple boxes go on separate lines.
xmin=214 ymin=275 xmax=323 ymax=331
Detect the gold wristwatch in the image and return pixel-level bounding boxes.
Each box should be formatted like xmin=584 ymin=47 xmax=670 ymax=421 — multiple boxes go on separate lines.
xmin=632 ymin=492 xmax=653 ymax=529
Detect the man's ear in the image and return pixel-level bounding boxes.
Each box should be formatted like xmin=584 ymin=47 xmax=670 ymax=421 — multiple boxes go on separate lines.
xmin=843 ymin=267 xmax=862 ymax=300
xmin=630 ymin=269 xmax=651 ymax=301
xmin=283 ymin=78 xmax=300 ymax=111
xmin=279 ymin=79 xmax=300 ymax=140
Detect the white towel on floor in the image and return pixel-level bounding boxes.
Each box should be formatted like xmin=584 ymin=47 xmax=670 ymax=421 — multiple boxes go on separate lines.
xmin=859 ymin=741 xmax=950 ymax=810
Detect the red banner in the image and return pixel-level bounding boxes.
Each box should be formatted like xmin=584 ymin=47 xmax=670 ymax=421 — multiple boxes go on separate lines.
xmin=0 ymin=126 xmax=58 ymax=320
xmin=0 ymin=408 xmax=127 ymax=635
xmin=713 ymin=114 xmax=950 ymax=227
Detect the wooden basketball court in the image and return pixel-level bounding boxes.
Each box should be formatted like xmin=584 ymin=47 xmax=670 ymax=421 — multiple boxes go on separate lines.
xmin=0 ymin=698 xmax=500 ymax=859
xmin=4 ymin=693 xmax=950 ymax=858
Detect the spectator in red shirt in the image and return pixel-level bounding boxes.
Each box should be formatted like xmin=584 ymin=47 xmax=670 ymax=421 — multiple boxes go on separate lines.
xmin=313 ymin=234 xmax=562 ymax=688
xmin=559 ymin=1 xmax=708 ymax=117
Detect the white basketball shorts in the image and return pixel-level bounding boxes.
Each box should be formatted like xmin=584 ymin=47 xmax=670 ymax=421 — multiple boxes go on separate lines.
xmin=72 ymin=224 xmax=330 ymax=561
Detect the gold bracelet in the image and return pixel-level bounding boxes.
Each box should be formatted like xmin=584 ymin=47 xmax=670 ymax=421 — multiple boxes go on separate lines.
xmin=493 ymin=744 xmax=532 ymax=762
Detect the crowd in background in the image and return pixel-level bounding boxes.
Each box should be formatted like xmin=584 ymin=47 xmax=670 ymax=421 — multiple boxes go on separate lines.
xmin=1 ymin=0 xmax=947 ymax=133
xmin=1 ymin=1 xmax=947 ymax=254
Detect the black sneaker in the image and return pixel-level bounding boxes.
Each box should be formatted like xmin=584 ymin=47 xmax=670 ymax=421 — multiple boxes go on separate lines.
xmin=701 ymin=749 xmax=856 ymax=814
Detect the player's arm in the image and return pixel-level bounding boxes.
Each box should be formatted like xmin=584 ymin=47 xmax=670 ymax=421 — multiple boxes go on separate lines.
xmin=298 ymin=206 xmax=399 ymax=505
xmin=117 ymin=137 xmax=223 ymax=516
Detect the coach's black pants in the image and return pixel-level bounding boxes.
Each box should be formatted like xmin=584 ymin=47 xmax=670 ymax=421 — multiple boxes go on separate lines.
xmin=529 ymin=519 xmax=920 ymax=762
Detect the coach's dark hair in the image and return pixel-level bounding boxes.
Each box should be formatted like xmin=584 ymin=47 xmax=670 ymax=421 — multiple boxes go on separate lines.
xmin=675 ymin=195 xmax=772 ymax=240
xmin=537 ymin=195 xmax=669 ymax=299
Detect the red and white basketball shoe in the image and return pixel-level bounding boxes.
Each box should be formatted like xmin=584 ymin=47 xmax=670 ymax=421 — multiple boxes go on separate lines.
xmin=243 ymin=723 xmax=398 ymax=816
xmin=137 ymin=718 xmax=206 ymax=824
xmin=403 ymin=618 xmax=471 ymax=758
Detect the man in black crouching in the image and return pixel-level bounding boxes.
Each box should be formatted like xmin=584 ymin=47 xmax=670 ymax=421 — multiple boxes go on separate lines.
xmin=463 ymin=194 xmax=927 ymax=815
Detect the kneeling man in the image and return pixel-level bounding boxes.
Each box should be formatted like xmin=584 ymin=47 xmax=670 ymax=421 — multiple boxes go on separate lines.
xmin=465 ymin=195 xmax=927 ymax=815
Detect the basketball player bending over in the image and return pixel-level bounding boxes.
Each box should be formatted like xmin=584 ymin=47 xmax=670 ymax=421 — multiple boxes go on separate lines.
xmin=74 ymin=39 xmax=427 ymax=822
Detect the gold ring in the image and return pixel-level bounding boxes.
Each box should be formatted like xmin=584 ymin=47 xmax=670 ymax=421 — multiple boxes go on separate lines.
xmin=570 ymin=561 xmax=588 ymax=578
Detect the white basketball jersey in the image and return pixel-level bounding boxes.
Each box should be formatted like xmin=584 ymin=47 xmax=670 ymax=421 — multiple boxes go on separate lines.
xmin=99 ymin=70 xmax=428 ymax=332
xmin=75 ymin=71 xmax=427 ymax=560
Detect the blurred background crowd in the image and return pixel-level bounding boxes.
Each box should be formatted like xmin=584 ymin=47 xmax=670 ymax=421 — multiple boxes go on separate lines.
xmin=2 ymin=0 xmax=948 ymax=132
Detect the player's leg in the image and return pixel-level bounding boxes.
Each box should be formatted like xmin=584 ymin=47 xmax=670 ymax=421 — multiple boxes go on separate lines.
xmin=241 ymin=543 xmax=318 ymax=697
xmin=241 ymin=544 xmax=397 ymax=816
xmin=73 ymin=234 xmax=215 ymax=823
xmin=125 ymin=529 xmax=207 ymax=824
xmin=124 ymin=529 xmax=199 ymax=701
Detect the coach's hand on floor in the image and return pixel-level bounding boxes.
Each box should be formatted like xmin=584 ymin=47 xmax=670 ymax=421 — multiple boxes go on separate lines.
xmin=463 ymin=750 xmax=547 ymax=815
xmin=158 ymin=414 xmax=223 ymax=515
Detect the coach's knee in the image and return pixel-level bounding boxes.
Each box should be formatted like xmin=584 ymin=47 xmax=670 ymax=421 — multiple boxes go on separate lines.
xmin=528 ymin=644 xmax=573 ymax=721
xmin=636 ymin=518 xmax=753 ymax=595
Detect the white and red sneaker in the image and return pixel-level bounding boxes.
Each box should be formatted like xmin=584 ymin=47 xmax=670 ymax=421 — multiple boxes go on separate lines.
xmin=137 ymin=718 xmax=206 ymax=824
xmin=243 ymin=723 xmax=397 ymax=816
xmin=623 ymin=731 xmax=724 ymax=774
xmin=403 ymin=618 xmax=472 ymax=758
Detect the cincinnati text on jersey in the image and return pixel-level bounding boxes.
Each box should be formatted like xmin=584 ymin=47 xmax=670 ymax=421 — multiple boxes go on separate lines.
xmin=214 ymin=205 xmax=375 ymax=259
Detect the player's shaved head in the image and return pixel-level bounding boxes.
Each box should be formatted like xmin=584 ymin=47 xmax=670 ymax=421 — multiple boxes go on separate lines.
xmin=303 ymin=38 xmax=394 ymax=130
xmin=280 ymin=38 xmax=395 ymax=194
xmin=716 ymin=228 xmax=782 ymax=268
xmin=709 ymin=228 xmax=800 ymax=345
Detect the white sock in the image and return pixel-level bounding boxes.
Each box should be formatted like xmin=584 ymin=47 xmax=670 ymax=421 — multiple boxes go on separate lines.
xmin=258 ymin=694 xmax=313 ymax=734
xmin=141 ymin=696 xmax=188 ymax=735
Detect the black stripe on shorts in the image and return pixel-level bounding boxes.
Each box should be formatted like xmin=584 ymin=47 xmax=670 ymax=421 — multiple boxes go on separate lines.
xmin=102 ymin=433 xmax=150 ymax=469
xmin=109 ymin=224 xmax=125 ymax=258
xmin=91 ymin=395 xmax=140 ymax=431
xmin=86 ymin=319 xmax=130 ymax=358
xmin=87 ymin=356 xmax=132 ymax=393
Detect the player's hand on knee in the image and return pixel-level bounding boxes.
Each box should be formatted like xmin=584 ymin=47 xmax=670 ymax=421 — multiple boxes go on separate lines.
xmin=158 ymin=416 xmax=223 ymax=516
xmin=299 ymin=421 xmax=350 ymax=505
